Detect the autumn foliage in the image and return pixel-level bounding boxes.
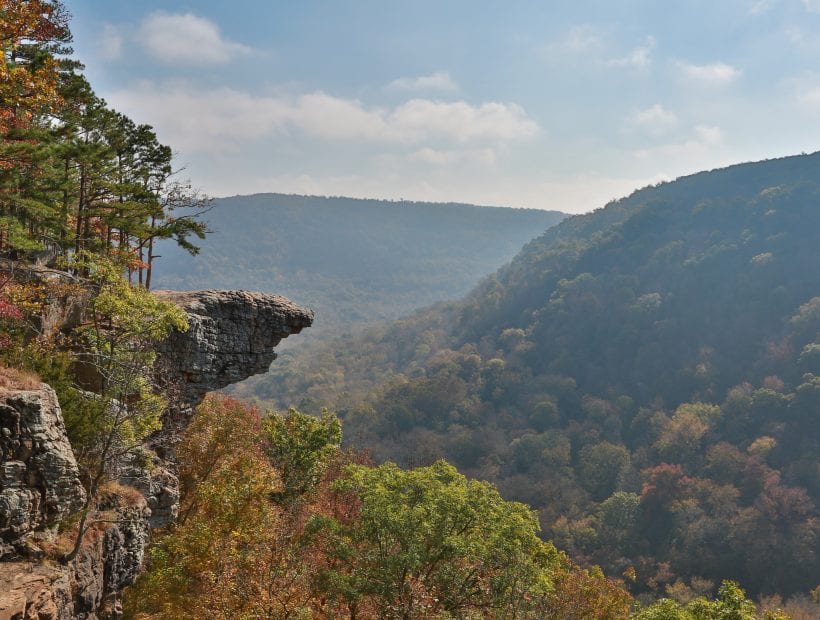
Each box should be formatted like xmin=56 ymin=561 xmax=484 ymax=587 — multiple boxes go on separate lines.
xmin=0 ymin=0 xmax=69 ymax=134
xmin=125 ymin=395 xmax=639 ymax=619
xmin=125 ymin=396 xmax=793 ymax=618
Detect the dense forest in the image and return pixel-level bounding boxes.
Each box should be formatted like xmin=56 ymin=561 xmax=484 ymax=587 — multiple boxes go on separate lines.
xmin=126 ymin=395 xmax=641 ymax=619
xmin=152 ymin=193 xmax=565 ymax=336
xmin=257 ymin=153 xmax=820 ymax=604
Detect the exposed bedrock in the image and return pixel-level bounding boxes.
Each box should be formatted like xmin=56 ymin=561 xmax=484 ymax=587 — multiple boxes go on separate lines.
xmin=154 ymin=289 xmax=314 ymax=408
xmin=0 ymin=385 xmax=86 ymax=559
xmin=0 ymin=288 xmax=312 ymax=619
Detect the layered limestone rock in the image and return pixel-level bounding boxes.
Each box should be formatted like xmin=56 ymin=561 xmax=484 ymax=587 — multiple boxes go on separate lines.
xmin=66 ymin=492 xmax=151 ymax=619
xmin=155 ymin=289 xmax=313 ymax=407
xmin=118 ymin=455 xmax=179 ymax=529
xmin=0 ymin=287 xmax=312 ymax=619
xmin=0 ymin=386 xmax=86 ymax=558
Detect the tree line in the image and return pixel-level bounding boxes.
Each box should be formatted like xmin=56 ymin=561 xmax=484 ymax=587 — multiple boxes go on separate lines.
xmin=1 ymin=0 xmax=207 ymax=287
xmin=1 ymin=0 xmax=201 ymax=572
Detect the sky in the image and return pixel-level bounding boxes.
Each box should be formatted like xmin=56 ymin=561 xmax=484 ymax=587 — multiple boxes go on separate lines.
xmin=63 ymin=0 xmax=820 ymax=213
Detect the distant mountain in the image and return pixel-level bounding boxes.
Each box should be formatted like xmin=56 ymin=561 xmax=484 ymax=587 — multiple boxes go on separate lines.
xmin=255 ymin=153 xmax=820 ymax=598
xmin=152 ymin=194 xmax=566 ymax=336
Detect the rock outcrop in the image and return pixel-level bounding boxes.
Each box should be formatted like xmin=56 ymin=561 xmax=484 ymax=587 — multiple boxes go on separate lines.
xmin=0 ymin=259 xmax=90 ymax=341
xmin=0 ymin=386 xmax=86 ymax=559
xmin=155 ymin=290 xmax=313 ymax=407
xmin=67 ymin=493 xmax=151 ymax=619
xmin=0 ymin=287 xmax=312 ymax=619
xmin=0 ymin=386 xmax=150 ymax=619
xmin=0 ymin=491 xmax=149 ymax=620
xmin=117 ymin=458 xmax=179 ymax=530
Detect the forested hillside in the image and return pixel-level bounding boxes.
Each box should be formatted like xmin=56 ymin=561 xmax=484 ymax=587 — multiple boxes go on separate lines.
xmin=151 ymin=194 xmax=565 ymax=335
xmin=259 ymin=153 xmax=820 ymax=601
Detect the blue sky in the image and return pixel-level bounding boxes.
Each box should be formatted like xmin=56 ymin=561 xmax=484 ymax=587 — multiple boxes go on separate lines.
xmin=65 ymin=0 xmax=820 ymax=213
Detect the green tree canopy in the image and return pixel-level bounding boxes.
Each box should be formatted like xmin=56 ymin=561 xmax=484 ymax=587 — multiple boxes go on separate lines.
xmin=311 ymin=459 xmax=561 ymax=618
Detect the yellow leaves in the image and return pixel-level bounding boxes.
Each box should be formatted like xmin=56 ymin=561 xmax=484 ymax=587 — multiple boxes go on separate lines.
xmin=129 ymin=397 xmax=636 ymax=619
xmin=0 ymin=1 xmax=69 ymax=133
xmin=654 ymin=402 xmax=721 ymax=463
xmin=126 ymin=396 xmax=296 ymax=620
xmin=80 ymin=254 xmax=189 ymax=341
xmin=3 ymin=280 xmax=45 ymax=318
xmin=747 ymin=436 xmax=777 ymax=459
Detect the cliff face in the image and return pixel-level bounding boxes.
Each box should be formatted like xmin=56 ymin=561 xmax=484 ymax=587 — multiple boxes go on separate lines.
xmin=0 ymin=287 xmax=312 ymax=619
xmin=0 ymin=386 xmax=147 ymax=620
xmin=154 ymin=290 xmax=313 ymax=407
xmin=0 ymin=386 xmax=86 ymax=559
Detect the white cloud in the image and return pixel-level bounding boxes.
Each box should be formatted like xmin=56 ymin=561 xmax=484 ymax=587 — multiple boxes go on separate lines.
xmin=784 ymin=25 xmax=820 ymax=52
xmin=98 ymin=24 xmax=123 ymax=61
xmin=545 ymin=29 xmax=654 ymax=70
xmin=748 ymin=0 xmax=777 ymax=14
xmin=387 ymin=71 xmax=458 ymax=93
xmin=388 ymin=99 xmax=539 ymax=143
xmin=543 ymin=24 xmax=605 ymax=57
xmin=291 ymin=93 xmax=387 ymax=140
xmin=407 ymin=147 xmax=496 ymax=167
xmin=107 ymin=83 xmax=286 ymax=151
xmin=138 ymin=12 xmax=251 ymax=65
xmin=693 ymin=124 xmax=724 ymax=145
xmin=677 ymin=61 xmax=741 ymax=85
xmin=783 ymin=72 xmax=820 ymax=108
xmin=607 ymin=36 xmax=656 ymax=69
xmin=107 ymin=82 xmax=539 ymax=152
xmin=293 ymin=95 xmax=539 ymax=144
xmin=563 ymin=24 xmax=605 ymax=52
xmin=802 ymin=0 xmax=820 ymax=12
xmin=628 ymin=104 xmax=678 ymax=134
xmin=785 ymin=26 xmax=805 ymax=45
xmin=634 ymin=124 xmax=725 ymax=162
xmin=798 ymin=87 xmax=820 ymax=105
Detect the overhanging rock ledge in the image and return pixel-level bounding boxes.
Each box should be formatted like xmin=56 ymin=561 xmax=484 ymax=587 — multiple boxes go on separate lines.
xmin=154 ymin=289 xmax=314 ymax=409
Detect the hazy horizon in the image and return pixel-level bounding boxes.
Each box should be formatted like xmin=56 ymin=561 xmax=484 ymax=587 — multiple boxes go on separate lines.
xmin=66 ymin=1 xmax=820 ymax=213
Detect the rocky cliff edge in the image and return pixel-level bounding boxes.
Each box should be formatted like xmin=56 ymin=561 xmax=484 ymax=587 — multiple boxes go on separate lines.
xmin=0 ymin=288 xmax=312 ymax=619
xmin=154 ymin=290 xmax=313 ymax=408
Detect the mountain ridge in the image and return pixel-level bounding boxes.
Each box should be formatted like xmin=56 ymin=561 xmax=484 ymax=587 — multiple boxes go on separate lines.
xmin=152 ymin=193 xmax=567 ymax=338
xmin=248 ymin=152 xmax=820 ymax=598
